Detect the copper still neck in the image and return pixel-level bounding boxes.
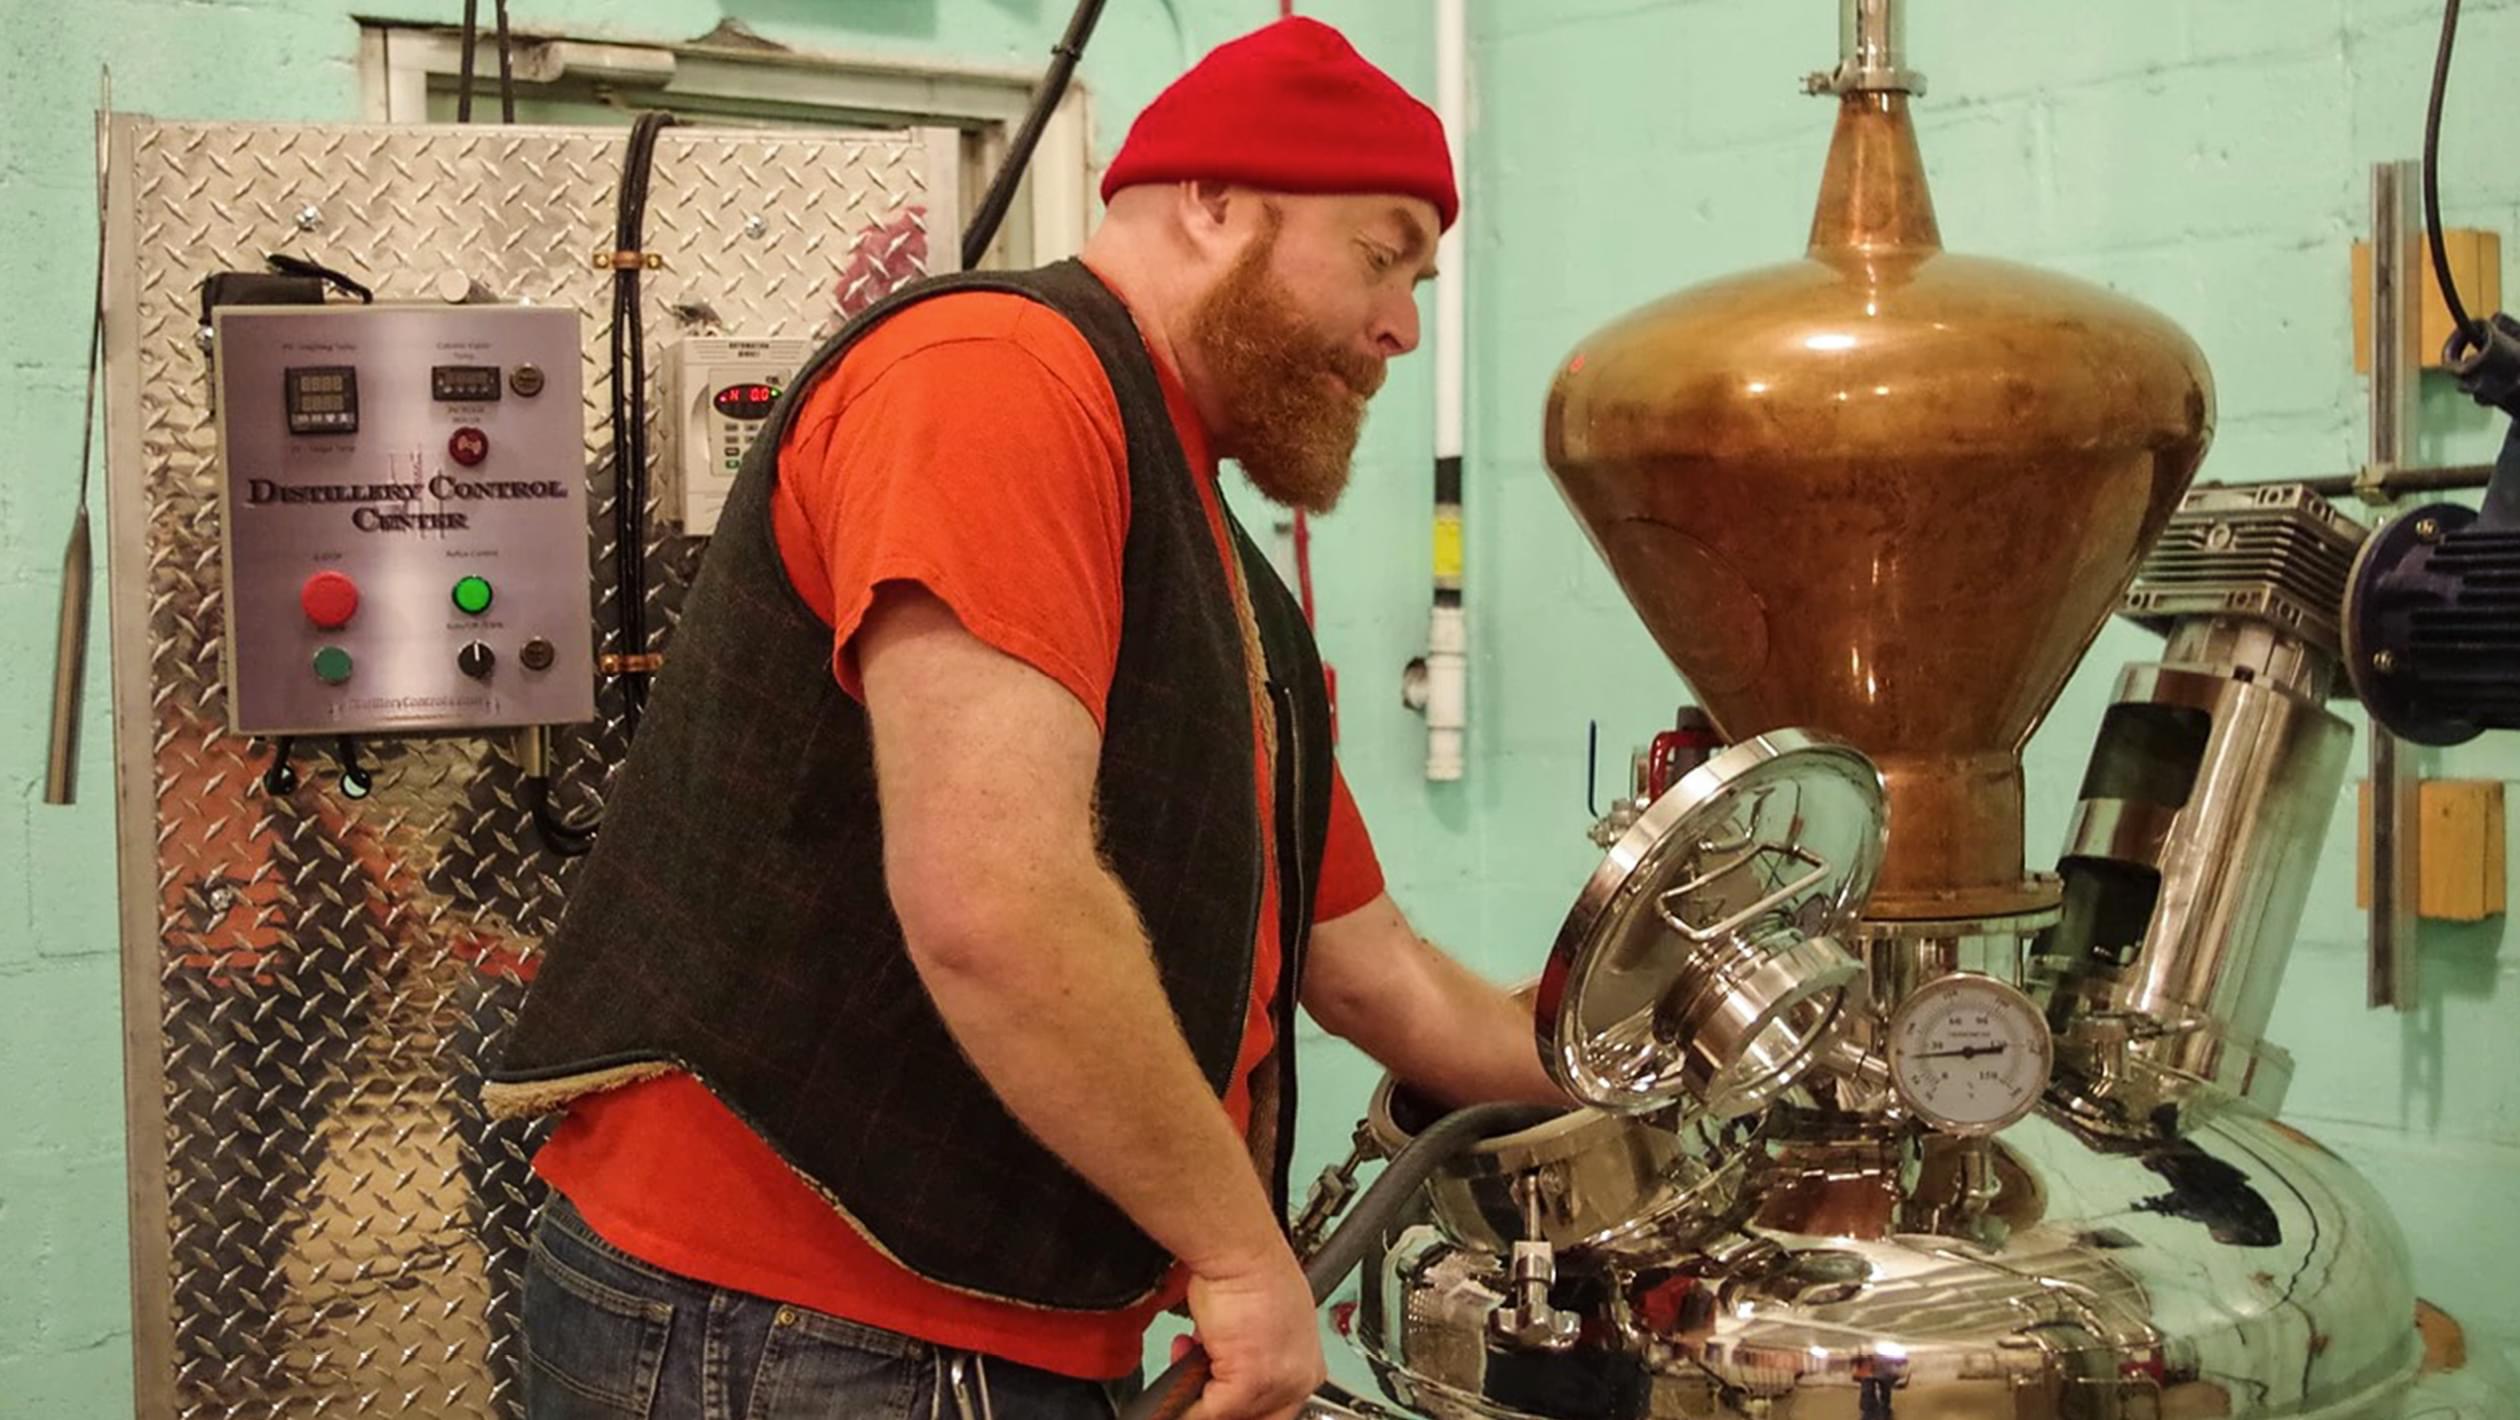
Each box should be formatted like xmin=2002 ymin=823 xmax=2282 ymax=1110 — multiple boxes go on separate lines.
xmin=1808 ymin=95 xmax=1939 ymax=256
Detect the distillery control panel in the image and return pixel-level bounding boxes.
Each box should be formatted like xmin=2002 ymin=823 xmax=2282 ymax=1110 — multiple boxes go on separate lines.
xmin=212 ymin=304 xmax=596 ymax=737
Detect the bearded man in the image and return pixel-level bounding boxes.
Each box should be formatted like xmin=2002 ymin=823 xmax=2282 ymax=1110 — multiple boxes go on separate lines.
xmin=486 ymin=18 xmax=1561 ymax=1419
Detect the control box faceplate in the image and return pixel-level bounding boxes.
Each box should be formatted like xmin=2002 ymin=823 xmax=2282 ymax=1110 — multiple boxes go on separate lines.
xmin=663 ymin=335 xmax=812 ymax=535
xmin=213 ymin=304 xmax=596 ymax=736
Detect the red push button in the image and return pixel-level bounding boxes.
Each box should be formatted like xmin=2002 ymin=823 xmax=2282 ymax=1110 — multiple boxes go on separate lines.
xmin=300 ymin=571 xmax=360 ymax=629
xmin=449 ymin=426 xmax=489 ymax=466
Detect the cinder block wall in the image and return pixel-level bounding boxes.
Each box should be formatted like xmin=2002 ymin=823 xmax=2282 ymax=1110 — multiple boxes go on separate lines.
xmin=4 ymin=1 xmax=2514 ymax=1409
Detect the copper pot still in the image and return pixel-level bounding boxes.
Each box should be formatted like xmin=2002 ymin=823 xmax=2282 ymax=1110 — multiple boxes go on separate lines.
xmin=1543 ymin=0 xmax=2214 ymax=920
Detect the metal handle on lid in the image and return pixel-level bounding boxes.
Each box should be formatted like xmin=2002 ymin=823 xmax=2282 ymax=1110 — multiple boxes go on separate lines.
xmin=1655 ymin=841 xmax=1833 ymax=943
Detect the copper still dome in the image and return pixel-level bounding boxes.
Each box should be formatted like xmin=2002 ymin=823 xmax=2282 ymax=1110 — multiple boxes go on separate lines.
xmin=1544 ymin=59 xmax=2214 ymax=920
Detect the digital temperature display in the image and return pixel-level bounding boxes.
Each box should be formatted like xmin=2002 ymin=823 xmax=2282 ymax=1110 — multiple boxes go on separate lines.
xmin=432 ymin=364 xmax=504 ymax=403
xmin=712 ymin=383 xmax=780 ymax=421
xmin=284 ymin=365 xmax=360 ymax=435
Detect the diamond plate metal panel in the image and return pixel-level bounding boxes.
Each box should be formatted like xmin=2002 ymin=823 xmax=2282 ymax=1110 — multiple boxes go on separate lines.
xmin=110 ymin=118 xmax=953 ymax=1420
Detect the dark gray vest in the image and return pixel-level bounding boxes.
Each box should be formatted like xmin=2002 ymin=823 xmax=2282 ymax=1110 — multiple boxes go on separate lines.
xmin=490 ymin=260 xmax=1334 ymax=1310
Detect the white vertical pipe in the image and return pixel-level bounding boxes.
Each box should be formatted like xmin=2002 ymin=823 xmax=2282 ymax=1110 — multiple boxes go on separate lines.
xmin=1423 ymin=0 xmax=1469 ymax=781
xmin=1435 ymin=0 xmax=1466 ymax=465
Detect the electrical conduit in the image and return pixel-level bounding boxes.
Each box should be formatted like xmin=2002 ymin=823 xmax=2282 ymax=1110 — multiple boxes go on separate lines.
xmin=1421 ymin=0 xmax=1469 ymax=781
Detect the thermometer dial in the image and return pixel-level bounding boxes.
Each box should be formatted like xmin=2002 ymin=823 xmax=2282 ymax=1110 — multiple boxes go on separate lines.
xmin=1886 ymin=973 xmax=2052 ymax=1135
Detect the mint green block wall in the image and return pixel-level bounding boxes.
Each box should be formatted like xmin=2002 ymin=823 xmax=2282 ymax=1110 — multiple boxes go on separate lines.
xmin=1451 ymin=0 xmax=2520 ymax=1369
xmin=7 ymin=0 xmax=2518 ymax=1408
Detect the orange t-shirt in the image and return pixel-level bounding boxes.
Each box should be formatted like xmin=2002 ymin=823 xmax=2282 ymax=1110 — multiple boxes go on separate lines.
xmin=530 ymin=287 xmax=1386 ymax=1381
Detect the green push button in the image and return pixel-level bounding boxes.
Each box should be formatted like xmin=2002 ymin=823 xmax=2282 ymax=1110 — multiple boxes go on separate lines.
xmin=312 ymin=646 xmax=354 ymax=685
xmin=452 ymin=575 xmax=495 ymax=615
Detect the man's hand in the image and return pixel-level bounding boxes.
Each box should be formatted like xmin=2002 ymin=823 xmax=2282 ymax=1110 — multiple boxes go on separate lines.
xmin=1180 ymin=1243 xmax=1325 ymax=1420
xmin=1301 ymin=893 xmax=1572 ymax=1111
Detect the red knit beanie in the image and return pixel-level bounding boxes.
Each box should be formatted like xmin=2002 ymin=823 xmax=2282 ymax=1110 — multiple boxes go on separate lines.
xmin=1101 ymin=17 xmax=1458 ymax=231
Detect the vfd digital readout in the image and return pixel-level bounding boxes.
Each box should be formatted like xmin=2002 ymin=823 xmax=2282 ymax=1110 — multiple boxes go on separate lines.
xmin=712 ymin=382 xmax=780 ymax=420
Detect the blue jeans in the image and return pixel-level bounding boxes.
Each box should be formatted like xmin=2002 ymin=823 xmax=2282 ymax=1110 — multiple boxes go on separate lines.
xmin=523 ymin=1195 xmax=1136 ymax=1419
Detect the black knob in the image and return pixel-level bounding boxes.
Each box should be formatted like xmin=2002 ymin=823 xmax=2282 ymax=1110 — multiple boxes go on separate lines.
xmin=458 ymin=641 xmax=496 ymax=680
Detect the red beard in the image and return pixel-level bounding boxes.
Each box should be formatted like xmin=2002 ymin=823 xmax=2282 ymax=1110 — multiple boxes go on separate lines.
xmin=1186 ymin=217 xmax=1385 ymax=516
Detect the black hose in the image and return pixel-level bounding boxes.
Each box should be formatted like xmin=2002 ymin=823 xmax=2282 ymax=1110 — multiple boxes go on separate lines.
xmin=494 ymin=0 xmax=517 ymax=124
xmin=961 ymin=0 xmax=1108 ymax=270
xmin=518 ymin=113 xmax=678 ymax=857
xmin=262 ymin=737 xmax=300 ymax=797
xmin=2424 ymin=0 xmax=2478 ymax=351
xmin=1303 ymin=1102 xmax=1556 ymax=1297
xmin=457 ymin=0 xmax=480 ymax=123
xmin=611 ymin=111 xmax=677 ymax=733
xmin=330 ymin=736 xmax=373 ymax=800
xmin=1123 ymin=1102 xmax=1559 ymax=1420
xmin=526 ymin=773 xmax=598 ymax=858
xmin=266 ymin=252 xmax=375 ymax=304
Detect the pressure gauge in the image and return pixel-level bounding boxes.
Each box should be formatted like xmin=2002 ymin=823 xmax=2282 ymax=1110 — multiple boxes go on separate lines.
xmin=1886 ymin=973 xmax=2053 ymax=1135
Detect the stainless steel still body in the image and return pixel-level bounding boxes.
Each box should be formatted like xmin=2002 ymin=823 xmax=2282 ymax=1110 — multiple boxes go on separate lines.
xmin=1336 ymin=1104 xmax=2466 ymax=1417
xmin=103 ymin=116 xmax=958 ymax=1419
xmin=1311 ymin=7 xmax=2515 ymax=1417
xmin=1324 ymin=704 xmax=2514 ymax=1418
xmin=1327 ymin=734 xmax=2514 ymax=1420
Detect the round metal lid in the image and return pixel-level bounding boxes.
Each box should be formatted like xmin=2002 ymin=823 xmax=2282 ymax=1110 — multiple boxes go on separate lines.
xmin=1536 ymin=729 xmax=1888 ymax=1116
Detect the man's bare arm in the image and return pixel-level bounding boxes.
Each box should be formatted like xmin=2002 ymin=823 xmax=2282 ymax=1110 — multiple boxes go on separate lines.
xmin=859 ymin=585 xmax=1320 ymax=1417
xmin=1300 ymin=892 xmax=1569 ymax=1109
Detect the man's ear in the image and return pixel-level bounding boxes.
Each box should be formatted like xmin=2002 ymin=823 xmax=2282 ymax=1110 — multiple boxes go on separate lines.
xmin=1178 ymin=179 xmax=1240 ymax=260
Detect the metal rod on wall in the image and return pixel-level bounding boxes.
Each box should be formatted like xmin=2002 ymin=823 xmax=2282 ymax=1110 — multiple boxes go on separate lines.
xmin=2366 ymin=159 xmax=2424 ymax=1012
xmin=2296 ymin=463 xmax=2493 ymax=498
xmin=44 ymin=70 xmax=111 ymax=807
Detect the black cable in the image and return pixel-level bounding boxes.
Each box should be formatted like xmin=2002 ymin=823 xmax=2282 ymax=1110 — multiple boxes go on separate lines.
xmin=611 ymin=111 xmax=676 ymax=732
xmin=263 ymin=737 xmax=299 ymax=796
xmin=76 ymin=107 xmax=106 ymax=516
xmin=2424 ymin=0 xmax=2478 ymax=350
xmin=962 ymin=0 xmax=1108 ymax=270
xmin=613 ymin=117 xmax=658 ymax=727
xmin=526 ymin=773 xmax=598 ymax=858
xmin=331 ymin=736 xmax=373 ymax=800
xmin=457 ymin=0 xmax=480 ymax=124
xmin=1585 ymin=721 xmax=1599 ymax=817
xmin=515 ymin=114 xmax=675 ymax=856
xmin=494 ymin=0 xmax=516 ymax=124
xmin=265 ymin=253 xmax=375 ymax=304
xmin=610 ymin=129 xmax=640 ymax=724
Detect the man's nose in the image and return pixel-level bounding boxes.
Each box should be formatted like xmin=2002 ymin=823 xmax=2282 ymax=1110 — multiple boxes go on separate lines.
xmin=1372 ymin=292 xmax=1421 ymax=358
